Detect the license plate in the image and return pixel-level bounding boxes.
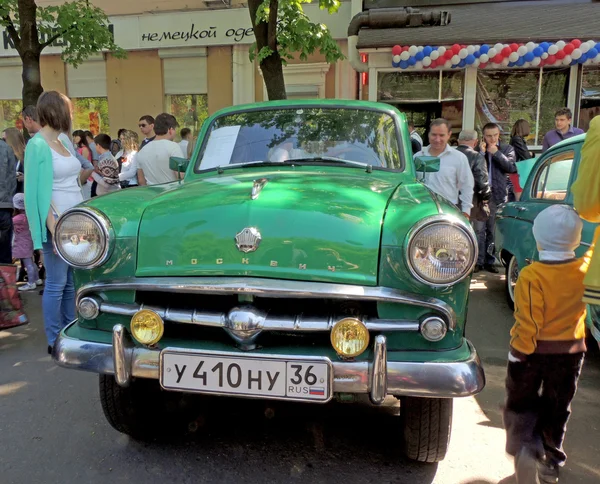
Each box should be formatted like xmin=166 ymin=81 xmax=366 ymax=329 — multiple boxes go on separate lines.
xmin=160 ymin=350 xmax=332 ymax=403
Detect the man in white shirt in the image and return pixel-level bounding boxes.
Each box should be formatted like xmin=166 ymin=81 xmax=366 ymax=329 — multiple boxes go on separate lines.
xmin=137 ymin=113 xmax=185 ymax=186
xmin=414 ymin=118 xmax=474 ymax=218
xmin=179 ymin=128 xmax=192 ymax=157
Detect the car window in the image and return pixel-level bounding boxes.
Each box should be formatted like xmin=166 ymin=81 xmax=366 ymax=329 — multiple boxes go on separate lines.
xmin=532 ymin=150 xmax=574 ymax=201
xmin=196 ymin=107 xmax=402 ymax=171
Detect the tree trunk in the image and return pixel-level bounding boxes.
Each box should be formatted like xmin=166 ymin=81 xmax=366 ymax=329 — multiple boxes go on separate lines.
xmin=248 ymin=0 xmax=287 ymax=101
xmin=17 ymin=0 xmax=44 ymax=108
xmin=21 ymin=52 xmax=43 ymax=108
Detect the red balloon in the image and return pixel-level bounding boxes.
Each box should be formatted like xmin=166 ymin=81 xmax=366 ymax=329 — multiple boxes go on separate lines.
xmin=430 ymin=60 xmax=437 ymax=68
xmin=556 ymin=50 xmax=566 ymax=60
xmin=502 ymin=46 xmax=512 ymax=57
xmin=572 ymin=39 xmax=582 ymax=48
xmin=564 ymin=43 xmax=575 ymax=55
xmin=402 ymin=46 xmax=410 ymax=52
xmin=546 ymin=54 xmax=557 ymax=64
xmin=479 ymin=63 xmax=487 ymax=69
xmin=392 ymin=45 xmax=402 ymax=56
xmin=451 ymin=43 xmax=461 ymax=55
xmin=445 ymin=50 xmax=455 ymax=60
xmin=493 ymin=54 xmax=504 ymax=64
xmin=510 ymin=43 xmax=519 ymax=52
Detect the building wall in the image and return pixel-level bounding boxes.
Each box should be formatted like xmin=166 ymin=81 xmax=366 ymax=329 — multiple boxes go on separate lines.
xmin=40 ymin=56 xmax=67 ymax=94
xmin=207 ymin=46 xmax=233 ymax=114
xmin=106 ymin=51 xmax=164 ymax=136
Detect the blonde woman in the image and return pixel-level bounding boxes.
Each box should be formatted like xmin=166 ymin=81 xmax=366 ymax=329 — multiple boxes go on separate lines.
xmin=118 ymin=129 xmax=140 ymax=188
xmin=3 ymin=127 xmax=25 ymax=193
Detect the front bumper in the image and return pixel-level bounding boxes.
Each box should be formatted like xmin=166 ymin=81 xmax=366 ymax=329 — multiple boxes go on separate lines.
xmin=53 ymin=321 xmax=485 ymax=403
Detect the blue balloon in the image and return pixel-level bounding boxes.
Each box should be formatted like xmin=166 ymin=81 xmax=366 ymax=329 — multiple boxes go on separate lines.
xmin=508 ymin=62 xmax=515 ymax=67
xmin=539 ymin=42 xmax=550 ymax=52
xmin=579 ymin=53 xmax=588 ymax=63
xmin=524 ymin=52 xmax=535 ymax=62
xmin=415 ymin=51 xmax=425 ymax=61
xmin=392 ymin=61 xmax=400 ymax=68
xmin=480 ymin=44 xmax=490 ymax=54
xmin=533 ymin=47 xmax=543 ymax=57
xmin=408 ymin=57 xmax=417 ymax=66
xmin=595 ymin=42 xmax=600 ymax=52
xmin=399 ymin=60 xmax=409 ymax=69
xmin=589 ymin=48 xmax=599 ymax=59
xmin=465 ymin=54 xmax=476 ymax=65
xmin=423 ymin=46 xmax=433 ymax=56
xmin=458 ymin=59 xmax=466 ymax=68
xmin=516 ymin=58 xmax=525 ymax=66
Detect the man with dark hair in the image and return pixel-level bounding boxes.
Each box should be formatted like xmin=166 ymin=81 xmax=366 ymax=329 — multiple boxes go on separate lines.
xmin=139 ymin=115 xmax=156 ymax=150
xmin=90 ymin=134 xmax=121 ymax=196
xmin=179 ymin=127 xmax=192 ymax=156
xmin=542 ymin=107 xmax=584 ymax=152
xmin=22 ymin=105 xmax=41 ymax=135
xmin=414 ymin=118 xmax=474 ymax=218
xmin=136 ymin=113 xmax=184 ymax=186
xmin=478 ymin=122 xmax=517 ymax=273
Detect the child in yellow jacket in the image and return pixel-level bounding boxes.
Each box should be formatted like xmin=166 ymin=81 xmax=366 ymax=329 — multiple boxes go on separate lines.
xmin=504 ymin=204 xmax=587 ymax=484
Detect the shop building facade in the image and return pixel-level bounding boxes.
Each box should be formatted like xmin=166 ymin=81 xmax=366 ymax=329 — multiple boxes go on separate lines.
xmin=0 ymin=0 xmax=357 ymax=137
xmin=347 ymin=0 xmax=600 ymax=149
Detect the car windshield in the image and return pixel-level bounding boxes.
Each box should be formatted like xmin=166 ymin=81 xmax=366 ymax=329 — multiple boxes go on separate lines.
xmin=196 ymin=107 xmax=402 ymax=171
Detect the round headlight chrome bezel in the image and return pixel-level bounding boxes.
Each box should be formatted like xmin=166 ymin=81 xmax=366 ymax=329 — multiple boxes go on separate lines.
xmin=405 ymin=215 xmax=478 ymax=287
xmin=53 ymin=207 xmax=114 ymax=269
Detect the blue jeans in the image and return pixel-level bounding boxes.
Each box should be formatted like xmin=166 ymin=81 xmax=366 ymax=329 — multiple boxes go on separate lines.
xmin=42 ymin=234 xmax=75 ymax=347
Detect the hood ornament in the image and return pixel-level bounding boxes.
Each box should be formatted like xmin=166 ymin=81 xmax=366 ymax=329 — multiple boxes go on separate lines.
xmin=235 ymin=227 xmax=262 ymax=253
xmin=251 ymin=178 xmax=268 ymax=200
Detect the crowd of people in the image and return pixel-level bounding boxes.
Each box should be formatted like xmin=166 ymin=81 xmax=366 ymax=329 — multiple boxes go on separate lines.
xmin=0 ymin=91 xmax=192 ymax=352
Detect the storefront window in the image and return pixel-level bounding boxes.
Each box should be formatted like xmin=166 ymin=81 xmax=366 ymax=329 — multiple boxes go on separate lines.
xmin=71 ymin=97 xmax=110 ymax=135
xmin=378 ymin=72 xmax=439 ymax=102
xmin=579 ymin=66 xmax=600 ymax=131
xmin=166 ymin=94 xmax=209 ymax=138
xmin=0 ymin=100 xmax=24 ymax=131
xmin=476 ymin=68 xmax=569 ymax=146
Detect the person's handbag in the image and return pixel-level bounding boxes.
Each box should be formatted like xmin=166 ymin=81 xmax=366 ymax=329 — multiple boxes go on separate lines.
xmin=0 ymin=264 xmax=28 ymax=330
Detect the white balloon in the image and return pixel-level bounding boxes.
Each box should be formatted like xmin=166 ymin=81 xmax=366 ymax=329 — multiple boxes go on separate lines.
xmin=556 ymin=40 xmax=566 ymax=50
xmin=542 ymin=52 xmax=549 ymax=59
xmin=488 ymin=48 xmax=497 ymax=58
xmin=400 ymin=51 xmax=410 ymax=61
xmin=467 ymin=45 xmax=476 ymax=55
xmin=526 ymin=42 xmax=536 ymax=51
xmin=531 ymin=57 xmax=541 ymax=66
xmin=451 ymin=55 xmax=460 ymax=64
xmin=572 ymin=48 xmax=582 ymax=60
xmin=438 ymin=46 xmax=447 ymax=55
xmin=408 ymin=45 xmax=418 ymax=56
xmin=479 ymin=54 xmax=489 ymax=63
xmin=474 ymin=59 xmax=481 ymax=67
xmin=444 ymin=60 xmax=453 ymax=68
xmin=502 ymin=58 xmax=510 ymax=66
xmin=459 ymin=49 xmax=469 ymax=59
xmin=587 ymin=40 xmax=597 ymax=50
xmin=418 ymin=46 xmax=424 ymax=52
xmin=516 ymin=46 xmax=527 ymax=56
xmin=509 ymin=52 xmax=519 ymax=62
xmin=580 ymin=42 xmax=590 ymax=53
xmin=548 ymin=45 xmax=559 ymax=55
xmin=430 ymin=51 xmax=440 ymax=60
xmin=494 ymin=43 xmax=504 ymax=52
xmin=393 ymin=55 xmax=401 ymax=63
xmin=422 ymin=57 xmax=432 ymax=67
xmin=413 ymin=61 xmax=422 ymax=69
xmin=563 ymin=55 xmax=572 ymax=65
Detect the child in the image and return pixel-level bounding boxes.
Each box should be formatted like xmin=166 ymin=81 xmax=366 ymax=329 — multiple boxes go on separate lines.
xmin=12 ymin=193 xmax=40 ymax=291
xmin=504 ymin=204 xmax=588 ymax=484
xmin=92 ymin=134 xmax=121 ymax=196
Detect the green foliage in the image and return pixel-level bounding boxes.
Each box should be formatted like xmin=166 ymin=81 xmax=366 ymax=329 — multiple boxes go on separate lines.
xmin=249 ymin=0 xmax=344 ymax=65
xmin=0 ymin=0 xmax=126 ymax=65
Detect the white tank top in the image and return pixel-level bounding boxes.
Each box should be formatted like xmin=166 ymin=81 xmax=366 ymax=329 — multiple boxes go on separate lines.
xmin=51 ymin=148 xmax=83 ymax=215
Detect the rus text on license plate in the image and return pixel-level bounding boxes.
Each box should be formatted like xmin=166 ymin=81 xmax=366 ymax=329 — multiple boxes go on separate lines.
xmin=160 ymin=350 xmax=332 ymax=402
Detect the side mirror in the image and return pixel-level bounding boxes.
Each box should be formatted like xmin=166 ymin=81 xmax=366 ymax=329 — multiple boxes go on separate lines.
xmin=169 ymin=157 xmax=190 ymax=183
xmin=414 ymin=155 xmax=440 ymax=174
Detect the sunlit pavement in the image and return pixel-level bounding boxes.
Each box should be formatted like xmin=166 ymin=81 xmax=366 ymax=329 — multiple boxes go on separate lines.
xmin=2 ymin=274 xmax=599 ymax=484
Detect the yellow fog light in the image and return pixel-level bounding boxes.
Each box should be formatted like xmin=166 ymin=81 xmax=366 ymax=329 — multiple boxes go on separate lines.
xmin=330 ymin=318 xmax=370 ymax=357
xmin=130 ymin=309 xmax=164 ymax=345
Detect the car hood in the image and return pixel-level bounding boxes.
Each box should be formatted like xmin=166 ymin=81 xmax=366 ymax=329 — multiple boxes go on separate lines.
xmin=136 ymin=167 xmax=403 ymax=285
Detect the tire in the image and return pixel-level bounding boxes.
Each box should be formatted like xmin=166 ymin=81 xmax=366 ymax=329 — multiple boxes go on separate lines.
xmin=99 ymin=375 xmax=195 ymax=440
xmin=505 ymin=255 xmax=518 ymax=311
xmin=400 ymin=396 xmax=453 ymax=463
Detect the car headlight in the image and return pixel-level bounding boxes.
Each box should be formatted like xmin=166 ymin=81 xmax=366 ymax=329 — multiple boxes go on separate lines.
xmin=406 ymin=216 xmax=477 ymax=286
xmin=54 ymin=208 xmax=113 ymax=269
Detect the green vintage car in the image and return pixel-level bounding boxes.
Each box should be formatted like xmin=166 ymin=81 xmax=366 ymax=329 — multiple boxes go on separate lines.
xmin=495 ymin=133 xmax=600 ymax=341
xmin=52 ymin=100 xmax=484 ymax=462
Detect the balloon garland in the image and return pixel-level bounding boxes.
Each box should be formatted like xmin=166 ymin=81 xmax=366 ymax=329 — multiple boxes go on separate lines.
xmin=390 ymin=40 xmax=600 ymax=69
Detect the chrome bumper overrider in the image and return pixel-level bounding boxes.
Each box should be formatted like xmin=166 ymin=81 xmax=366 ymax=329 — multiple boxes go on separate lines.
xmin=53 ymin=321 xmax=485 ymax=402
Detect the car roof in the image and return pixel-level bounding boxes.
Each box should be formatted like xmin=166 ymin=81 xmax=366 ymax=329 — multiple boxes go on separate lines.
xmin=549 ymin=132 xmax=586 ymax=151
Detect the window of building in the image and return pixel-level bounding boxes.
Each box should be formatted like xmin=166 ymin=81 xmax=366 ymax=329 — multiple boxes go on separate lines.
xmin=0 ymin=61 xmax=23 ymax=131
xmin=532 ymin=150 xmax=574 ymax=201
xmin=71 ymin=97 xmax=110 ymax=135
xmin=579 ymin=66 xmax=600 ymax=131
xmin=261 ymin=63 xmax=331 ymax=100
xmin=476 ymin=68 xmax=569 ymax=146
xmin=0 ymin=100 xmax=23 ymax=132
xmin=162 ymin=50 xmax=209 ymax=138
xmin=67 ymin=58 xmax=109 ymax=135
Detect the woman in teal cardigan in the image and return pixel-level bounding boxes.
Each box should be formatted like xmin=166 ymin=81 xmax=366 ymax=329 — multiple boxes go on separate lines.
xmin=24 ymin=91 xmax=84 ymax=354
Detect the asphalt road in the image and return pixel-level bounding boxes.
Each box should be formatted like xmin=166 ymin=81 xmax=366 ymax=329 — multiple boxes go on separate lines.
xmin=2 ymin=272 xmax=600 ymax=484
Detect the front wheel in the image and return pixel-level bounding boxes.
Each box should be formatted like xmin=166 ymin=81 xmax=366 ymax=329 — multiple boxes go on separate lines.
xmin=505 ymin=255 xmax=519 ymax=311
xmin=400 ymin=396 xmax=453 ymax=463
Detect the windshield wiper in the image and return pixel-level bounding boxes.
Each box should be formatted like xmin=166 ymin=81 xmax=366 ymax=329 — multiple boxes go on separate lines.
xmin=287 ymin=157 xmax=373 ymax=173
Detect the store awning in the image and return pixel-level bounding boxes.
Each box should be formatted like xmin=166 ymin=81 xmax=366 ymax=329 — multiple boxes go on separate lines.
xmin=356 ymin=2 xmax=600 ymax=49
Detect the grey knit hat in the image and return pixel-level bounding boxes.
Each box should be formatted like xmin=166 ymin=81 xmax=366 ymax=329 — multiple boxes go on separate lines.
xmin=13 ymin=192 xmax=25 ymax=210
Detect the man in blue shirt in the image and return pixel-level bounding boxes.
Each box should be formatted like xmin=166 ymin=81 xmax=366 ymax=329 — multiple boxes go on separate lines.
xmin=542 ymin=108 xmax=584 ymax=152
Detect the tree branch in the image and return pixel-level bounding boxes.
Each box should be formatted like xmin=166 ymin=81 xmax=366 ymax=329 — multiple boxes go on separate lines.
xmin=267 ymin=0 xmax=278 ymax=51
xmin=40 ymin=29 xmax=66 ymax=49
xmin=2 ymin=14 xmax=22 ymax=53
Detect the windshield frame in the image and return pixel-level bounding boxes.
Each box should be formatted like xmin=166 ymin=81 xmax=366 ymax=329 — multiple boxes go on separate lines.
xmin=193 ymin=103 xmax=407 ymax=174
